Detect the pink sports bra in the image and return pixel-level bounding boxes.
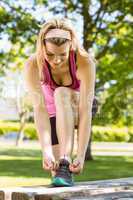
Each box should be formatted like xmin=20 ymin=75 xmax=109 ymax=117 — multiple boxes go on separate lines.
xmin=41 ymin=50 xmax=80 ymax=117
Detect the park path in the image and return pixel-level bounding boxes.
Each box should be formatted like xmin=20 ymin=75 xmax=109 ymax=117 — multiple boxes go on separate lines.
xmin=0 ymin=138 xmax=133 ymax=156
xmin=92 ymin=142 xmax=133 ymax=156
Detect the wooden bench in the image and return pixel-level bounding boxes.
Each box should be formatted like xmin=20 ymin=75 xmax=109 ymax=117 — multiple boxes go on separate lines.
xmin=0 ymin=177 xmax=133 ymax=200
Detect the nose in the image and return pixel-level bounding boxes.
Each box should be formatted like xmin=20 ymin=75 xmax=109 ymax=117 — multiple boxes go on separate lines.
xmin=53 ymin=56 xmax=61 ymax=64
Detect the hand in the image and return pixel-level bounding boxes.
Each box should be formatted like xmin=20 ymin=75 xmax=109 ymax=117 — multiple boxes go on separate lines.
xmin=42 ymin=156 xmax=56 ymax=171
xmin=69 ymin=157 xmax=84 ymax=174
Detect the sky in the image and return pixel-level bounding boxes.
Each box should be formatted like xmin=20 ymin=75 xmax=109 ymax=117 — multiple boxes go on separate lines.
xmin=1 ymin=0 xmax=132 ymax=98
xmin=0 ymin=0 xmax=84 ymax=101
xmin=0 ymin=0 xmax=83 ymax=53
xmin=0 ymin=0 xmax=120 ymax=99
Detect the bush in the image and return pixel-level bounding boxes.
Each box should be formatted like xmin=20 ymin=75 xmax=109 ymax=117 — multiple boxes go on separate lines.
xmin=0 ymin=121 xmax=37 ymax=140
xmin=92 ymin=126 xmax=130 ymax=142
xmin=24 ymin=124 xmax=37 ymax=139
xmin=0 ymin=121 xmax=133 ymax=142
xmin=0 ymin=128 xmax=4 ymax=135
xmin=0 ymin=121 xmax=20 ymax=134
xmin=128 ymin=127 xmax=133 ymax=142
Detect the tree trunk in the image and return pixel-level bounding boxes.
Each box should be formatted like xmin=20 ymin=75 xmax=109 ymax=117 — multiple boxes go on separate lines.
xmin=16 ymin=111 xmax=27 ymax=146
xmin=85 ymin=98 xmax=98 ymax=160
xmin=85 ymin=130 xmax=93 ymax=160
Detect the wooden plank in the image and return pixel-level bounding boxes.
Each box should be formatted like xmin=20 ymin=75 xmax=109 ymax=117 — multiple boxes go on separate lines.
xmin=69 ymin=192 xmax=133 ymax=200
xmin=0 ymin=191 xmax=4 ymax=200
xmin=12 ymin=193 xmax=64 ymax=200
xmin=1 ymin=178 xmax=133 ymax=200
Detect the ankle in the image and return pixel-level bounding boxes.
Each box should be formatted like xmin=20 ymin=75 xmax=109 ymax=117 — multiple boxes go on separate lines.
xmin=51 ymin=170 xmax=56 ymax=177
xmin=60 ymin=155 xmax=72 ymax=163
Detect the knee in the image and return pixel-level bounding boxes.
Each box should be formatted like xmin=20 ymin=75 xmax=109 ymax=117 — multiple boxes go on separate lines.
xmin=54 ymin=87 xmax=71 ymax=105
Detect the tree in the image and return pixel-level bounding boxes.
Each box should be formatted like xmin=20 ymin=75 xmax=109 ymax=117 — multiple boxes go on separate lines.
xmin=0 ymin=0 xmax=47 ymax=145
xmin=0 ymin=0 xmax=133 ymax=157
xmin=52 ymin=0 xmax=133 ymax=159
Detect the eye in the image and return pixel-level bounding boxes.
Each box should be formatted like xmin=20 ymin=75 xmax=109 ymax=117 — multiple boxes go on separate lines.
xmin=60 ymin=53 xmax=67 ymax=56
xmin=47 ymin=53 xmax=54 ymax=56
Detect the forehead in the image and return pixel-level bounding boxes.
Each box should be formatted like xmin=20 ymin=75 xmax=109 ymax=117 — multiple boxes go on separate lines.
xmin=45 ymin=42 xmax=70 ymax=53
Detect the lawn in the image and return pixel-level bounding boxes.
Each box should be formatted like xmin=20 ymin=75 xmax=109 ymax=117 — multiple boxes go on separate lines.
xmin=0 ymin=146 xmax=133 ymax=187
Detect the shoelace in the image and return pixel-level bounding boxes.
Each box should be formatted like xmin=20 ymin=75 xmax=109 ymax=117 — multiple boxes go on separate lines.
xmin=55 ymin=160 xmax=72 ymax=179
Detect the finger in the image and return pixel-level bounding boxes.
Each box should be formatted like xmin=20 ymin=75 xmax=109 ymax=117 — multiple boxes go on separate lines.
xmin=70 ymin=161 xmax=80 ymax=168
xmin=69 ymin=165 xmax=79 ymax=173
xmin=70 ymin=164 xmax=81 ymax=171
xmin=43 ymin=164 xmax=51 ymax=171
xmin=69 ymin=166 xmax=81 ymax=174
xmin=69 ymin=163 xmax=82 ymax=174
xmin=73 ymin=161 xmax=80 ymax=167
xmin=43 ymin=164 xmax=54 ymax=171
xmin=43 ymin=160 xmax=54 ymax=171
xmin=54 ymin=161 xmax=59 ymax=171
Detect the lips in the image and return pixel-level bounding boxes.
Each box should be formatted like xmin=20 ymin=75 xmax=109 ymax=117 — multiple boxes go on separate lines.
xmin=53 ymin=63 xmax=62 ymax=67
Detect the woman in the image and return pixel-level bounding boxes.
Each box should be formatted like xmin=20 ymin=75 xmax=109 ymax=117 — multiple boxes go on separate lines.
xmin=24 ymin=18 xmax=96 ymax=187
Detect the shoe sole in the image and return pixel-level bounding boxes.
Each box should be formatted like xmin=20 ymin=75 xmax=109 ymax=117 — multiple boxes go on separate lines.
xmin=51 ymin=177 xmax=74 ymax=187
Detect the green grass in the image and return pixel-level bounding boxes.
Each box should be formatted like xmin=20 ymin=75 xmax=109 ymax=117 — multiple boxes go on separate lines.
xmin=0 ymin=147 xmax=133 ymax=187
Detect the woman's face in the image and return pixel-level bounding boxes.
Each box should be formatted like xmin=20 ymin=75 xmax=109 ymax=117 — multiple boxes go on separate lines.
xmin=44 ymin=41 xmax=71 ymax=69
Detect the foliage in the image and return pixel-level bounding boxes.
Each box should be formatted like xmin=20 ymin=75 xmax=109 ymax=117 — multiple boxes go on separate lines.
xmin=0 ymin=1 xmax=40 ymax=73
xmin=92 ymin=126 xmax=133 ymax=142
xmin=1 ymin=121 xmax=133 ymax=142
xmin=0 ymin=121 xmax=37 ymax=139
xmin=0 ymin=0 xmax=133 ymax=125
xmin=56 ymin=0 xmax=133 ymax=125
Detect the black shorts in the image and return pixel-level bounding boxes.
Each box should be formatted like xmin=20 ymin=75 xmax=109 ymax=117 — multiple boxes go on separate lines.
xmin=50 ymin=116 xmax=59 ymax=145
xmin=50 ymin=97 xmax=98 ymax=145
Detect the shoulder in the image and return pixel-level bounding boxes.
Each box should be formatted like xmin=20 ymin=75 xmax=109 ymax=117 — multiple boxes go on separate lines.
xmin=24 ymin=53 xmax=40 ymax=86
xmin=24 ymin=53 xmax=40 ymax=79
xmin=76 ymin=49 xmax=96 ymax=81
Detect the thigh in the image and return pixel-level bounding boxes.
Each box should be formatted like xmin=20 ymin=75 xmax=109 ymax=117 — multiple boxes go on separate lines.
xmin=70 ymin=91 xmax=98 ymax=126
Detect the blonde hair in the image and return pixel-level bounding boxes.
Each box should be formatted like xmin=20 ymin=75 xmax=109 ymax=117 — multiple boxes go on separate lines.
xmin=36 ymin=18 xmax=90 ymax=79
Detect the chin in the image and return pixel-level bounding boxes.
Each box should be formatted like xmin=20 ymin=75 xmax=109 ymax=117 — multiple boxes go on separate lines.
xmin=53 ymin=63 xmax=63 ymax=67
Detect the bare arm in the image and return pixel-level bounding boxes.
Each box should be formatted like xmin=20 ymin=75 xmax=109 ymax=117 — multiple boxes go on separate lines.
xmin=24 ymin=55 xmax=54 ymax=161
xmin=76 ymin=55 xmax=96 ymax=167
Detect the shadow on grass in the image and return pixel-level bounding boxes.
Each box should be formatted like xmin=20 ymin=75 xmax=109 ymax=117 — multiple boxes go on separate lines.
xmin=0 ymin=148 xmax=41 ymax=157
xmin=75 ymin=156 xmax=133 ymax=182
xmin=0 ymin=148 xmax=133 ymax=181
xmin=0 ymin=159 xmax=50 ymax=178
xmin=0 ymin=148 xmax=49 ymax=178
